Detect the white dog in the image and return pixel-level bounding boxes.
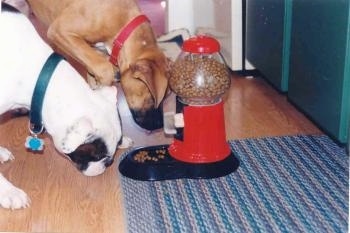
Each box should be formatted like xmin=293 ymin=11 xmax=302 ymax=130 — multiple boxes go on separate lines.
xmin=0 ymin=3 xmax=132 ymax=209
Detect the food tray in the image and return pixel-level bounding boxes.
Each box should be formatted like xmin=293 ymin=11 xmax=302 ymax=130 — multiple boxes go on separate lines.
xmin=118 ymin=144 xmax=239 ymax=181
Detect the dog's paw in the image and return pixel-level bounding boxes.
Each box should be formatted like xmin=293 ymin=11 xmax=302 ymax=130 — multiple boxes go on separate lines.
xmin=87 ymin=72 xmax=100 ymax=90
xmin=0 ymin=174 xmax=30 ymax=209
xmin=118 ymin=136 xmax=133 ymax=149
xmin=94 ymin=62 xmax=116 ymax=86
xmin=0 ymin=147 xmax=14 ymax=163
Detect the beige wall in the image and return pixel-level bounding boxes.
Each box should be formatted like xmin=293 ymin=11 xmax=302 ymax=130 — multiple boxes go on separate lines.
xmin=166 ymin=0 xmax=252 ymax=70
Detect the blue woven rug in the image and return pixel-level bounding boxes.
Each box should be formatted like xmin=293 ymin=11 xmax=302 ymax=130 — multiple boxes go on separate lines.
xmin=119 ymin=135 xmax=349 ymax=233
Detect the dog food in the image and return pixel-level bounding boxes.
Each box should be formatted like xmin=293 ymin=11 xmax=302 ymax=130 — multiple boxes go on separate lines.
xmin=133 ymin=148 xmax=167 ymax=163
xmin=169 ymin=55 xmax=230 ymax=105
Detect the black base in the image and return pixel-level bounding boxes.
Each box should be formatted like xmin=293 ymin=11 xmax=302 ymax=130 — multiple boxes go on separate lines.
xmin=118 ymin=144 xmax=240 ymax=181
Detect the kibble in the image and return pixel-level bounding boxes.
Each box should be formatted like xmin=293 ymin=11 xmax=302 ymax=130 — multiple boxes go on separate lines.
xmin=169 ymin=55 xmax=230 ymax=105
xmin=133 ymin=148 xmax=168 ymax=163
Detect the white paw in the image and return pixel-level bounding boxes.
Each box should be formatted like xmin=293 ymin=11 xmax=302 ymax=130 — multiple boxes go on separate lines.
xmin=0 ymin=174 xmax=30 ymax=209
xmin=118 ymin=136 xmax=133 ymax=149
xmin=0 ymin=147 xmax=14 ymax=163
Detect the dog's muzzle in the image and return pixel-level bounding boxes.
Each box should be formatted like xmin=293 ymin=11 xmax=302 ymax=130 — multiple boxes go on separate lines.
xmin=130 ymin=106 xmax=164 ymax=131
xmin=65 ymin=138 xmax=114 ymax=176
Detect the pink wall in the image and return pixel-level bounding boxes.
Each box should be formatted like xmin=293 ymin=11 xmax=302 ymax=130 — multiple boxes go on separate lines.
xmin=138 ymin=0 xmax=166 ymax=36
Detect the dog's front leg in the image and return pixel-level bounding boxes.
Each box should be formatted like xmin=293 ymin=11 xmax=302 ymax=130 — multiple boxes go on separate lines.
xmin=0 ymin=147 xmax=30 ymax=209
xmin=0 ymin=173 xmax=30 ymax=209
xmin=0 ymin=147 xmax=14 ymax=163
xmin=47 ymin=19 xmax=116 ymax=87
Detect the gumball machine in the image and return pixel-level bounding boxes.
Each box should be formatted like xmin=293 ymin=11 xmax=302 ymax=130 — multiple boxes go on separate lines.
xmin=119 ymin=35 xmax=239 ymax=181
xmin=167 ymin=35 xmax=234 ymax=163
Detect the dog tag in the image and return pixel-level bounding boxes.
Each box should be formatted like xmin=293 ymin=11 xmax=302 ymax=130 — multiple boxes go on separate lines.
xmin=25 ymin=135 xmax=44 ymax=151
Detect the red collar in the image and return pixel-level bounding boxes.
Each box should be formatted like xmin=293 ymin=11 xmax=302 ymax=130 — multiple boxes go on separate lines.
xmin=109 ymin=14 xmax=150 ymax=66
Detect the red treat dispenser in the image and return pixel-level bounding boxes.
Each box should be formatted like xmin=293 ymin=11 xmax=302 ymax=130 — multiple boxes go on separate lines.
xmin=167 ymin=35 xmax=235 ymax=164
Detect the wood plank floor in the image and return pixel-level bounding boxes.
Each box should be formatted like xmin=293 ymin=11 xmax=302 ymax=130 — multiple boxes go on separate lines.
xmin=0 ymin=73 xmax=322 ymax=232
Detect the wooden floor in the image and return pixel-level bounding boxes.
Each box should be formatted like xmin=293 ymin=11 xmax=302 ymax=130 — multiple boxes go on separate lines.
xmin=0 ymin=73 xmax=322 ymax=232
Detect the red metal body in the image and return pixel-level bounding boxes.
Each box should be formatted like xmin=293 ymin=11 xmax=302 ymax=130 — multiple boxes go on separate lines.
xmin=168 ymin=101 xmax=231 ymax=163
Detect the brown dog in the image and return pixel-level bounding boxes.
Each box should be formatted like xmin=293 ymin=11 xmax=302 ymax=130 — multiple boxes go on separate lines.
xmin=26 ymin=0 xmax=169 ymax=130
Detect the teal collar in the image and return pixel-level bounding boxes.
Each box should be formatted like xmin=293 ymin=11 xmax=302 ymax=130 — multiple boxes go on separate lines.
xmin=29 ymin=52 xmax=64 ymax=135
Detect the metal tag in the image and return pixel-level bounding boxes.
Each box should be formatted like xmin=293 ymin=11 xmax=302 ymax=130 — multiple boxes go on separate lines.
xmin=25 ymin=135 xmax=44 ymax=151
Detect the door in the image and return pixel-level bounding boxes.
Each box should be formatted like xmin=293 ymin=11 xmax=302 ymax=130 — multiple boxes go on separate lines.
xmin=288 ymin=0 xmax=350 ymax=144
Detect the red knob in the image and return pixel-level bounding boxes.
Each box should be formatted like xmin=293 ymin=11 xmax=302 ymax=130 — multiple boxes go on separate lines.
xmin=182 ymin=35 xmax=220 ymax=54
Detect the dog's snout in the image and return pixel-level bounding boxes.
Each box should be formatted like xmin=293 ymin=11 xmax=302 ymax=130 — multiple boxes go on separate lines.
xmin=65 ymin=138 xmax=113 ymax=175
xmin=130 ymin=107 xmax=163 ymax=130
xmin=104 ymin=157 xmax=114 ymax=167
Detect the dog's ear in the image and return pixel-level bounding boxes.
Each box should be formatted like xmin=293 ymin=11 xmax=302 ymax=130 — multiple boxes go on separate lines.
xmin=58 ymin=117 xmax=95 ymax=154
xmin=130 ymin=58 xmax=169 ymax=107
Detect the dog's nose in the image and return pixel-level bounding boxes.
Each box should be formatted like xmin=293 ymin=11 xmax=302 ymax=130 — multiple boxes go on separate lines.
xmin=130 ymin=107 xmax=164 ymax=130
xmin=104 ymin=157 xmax=114 ymax=167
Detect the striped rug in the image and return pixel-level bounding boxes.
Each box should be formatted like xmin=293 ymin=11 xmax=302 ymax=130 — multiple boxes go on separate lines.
xmin=119 ymin=135 xmax=349 ymax=233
